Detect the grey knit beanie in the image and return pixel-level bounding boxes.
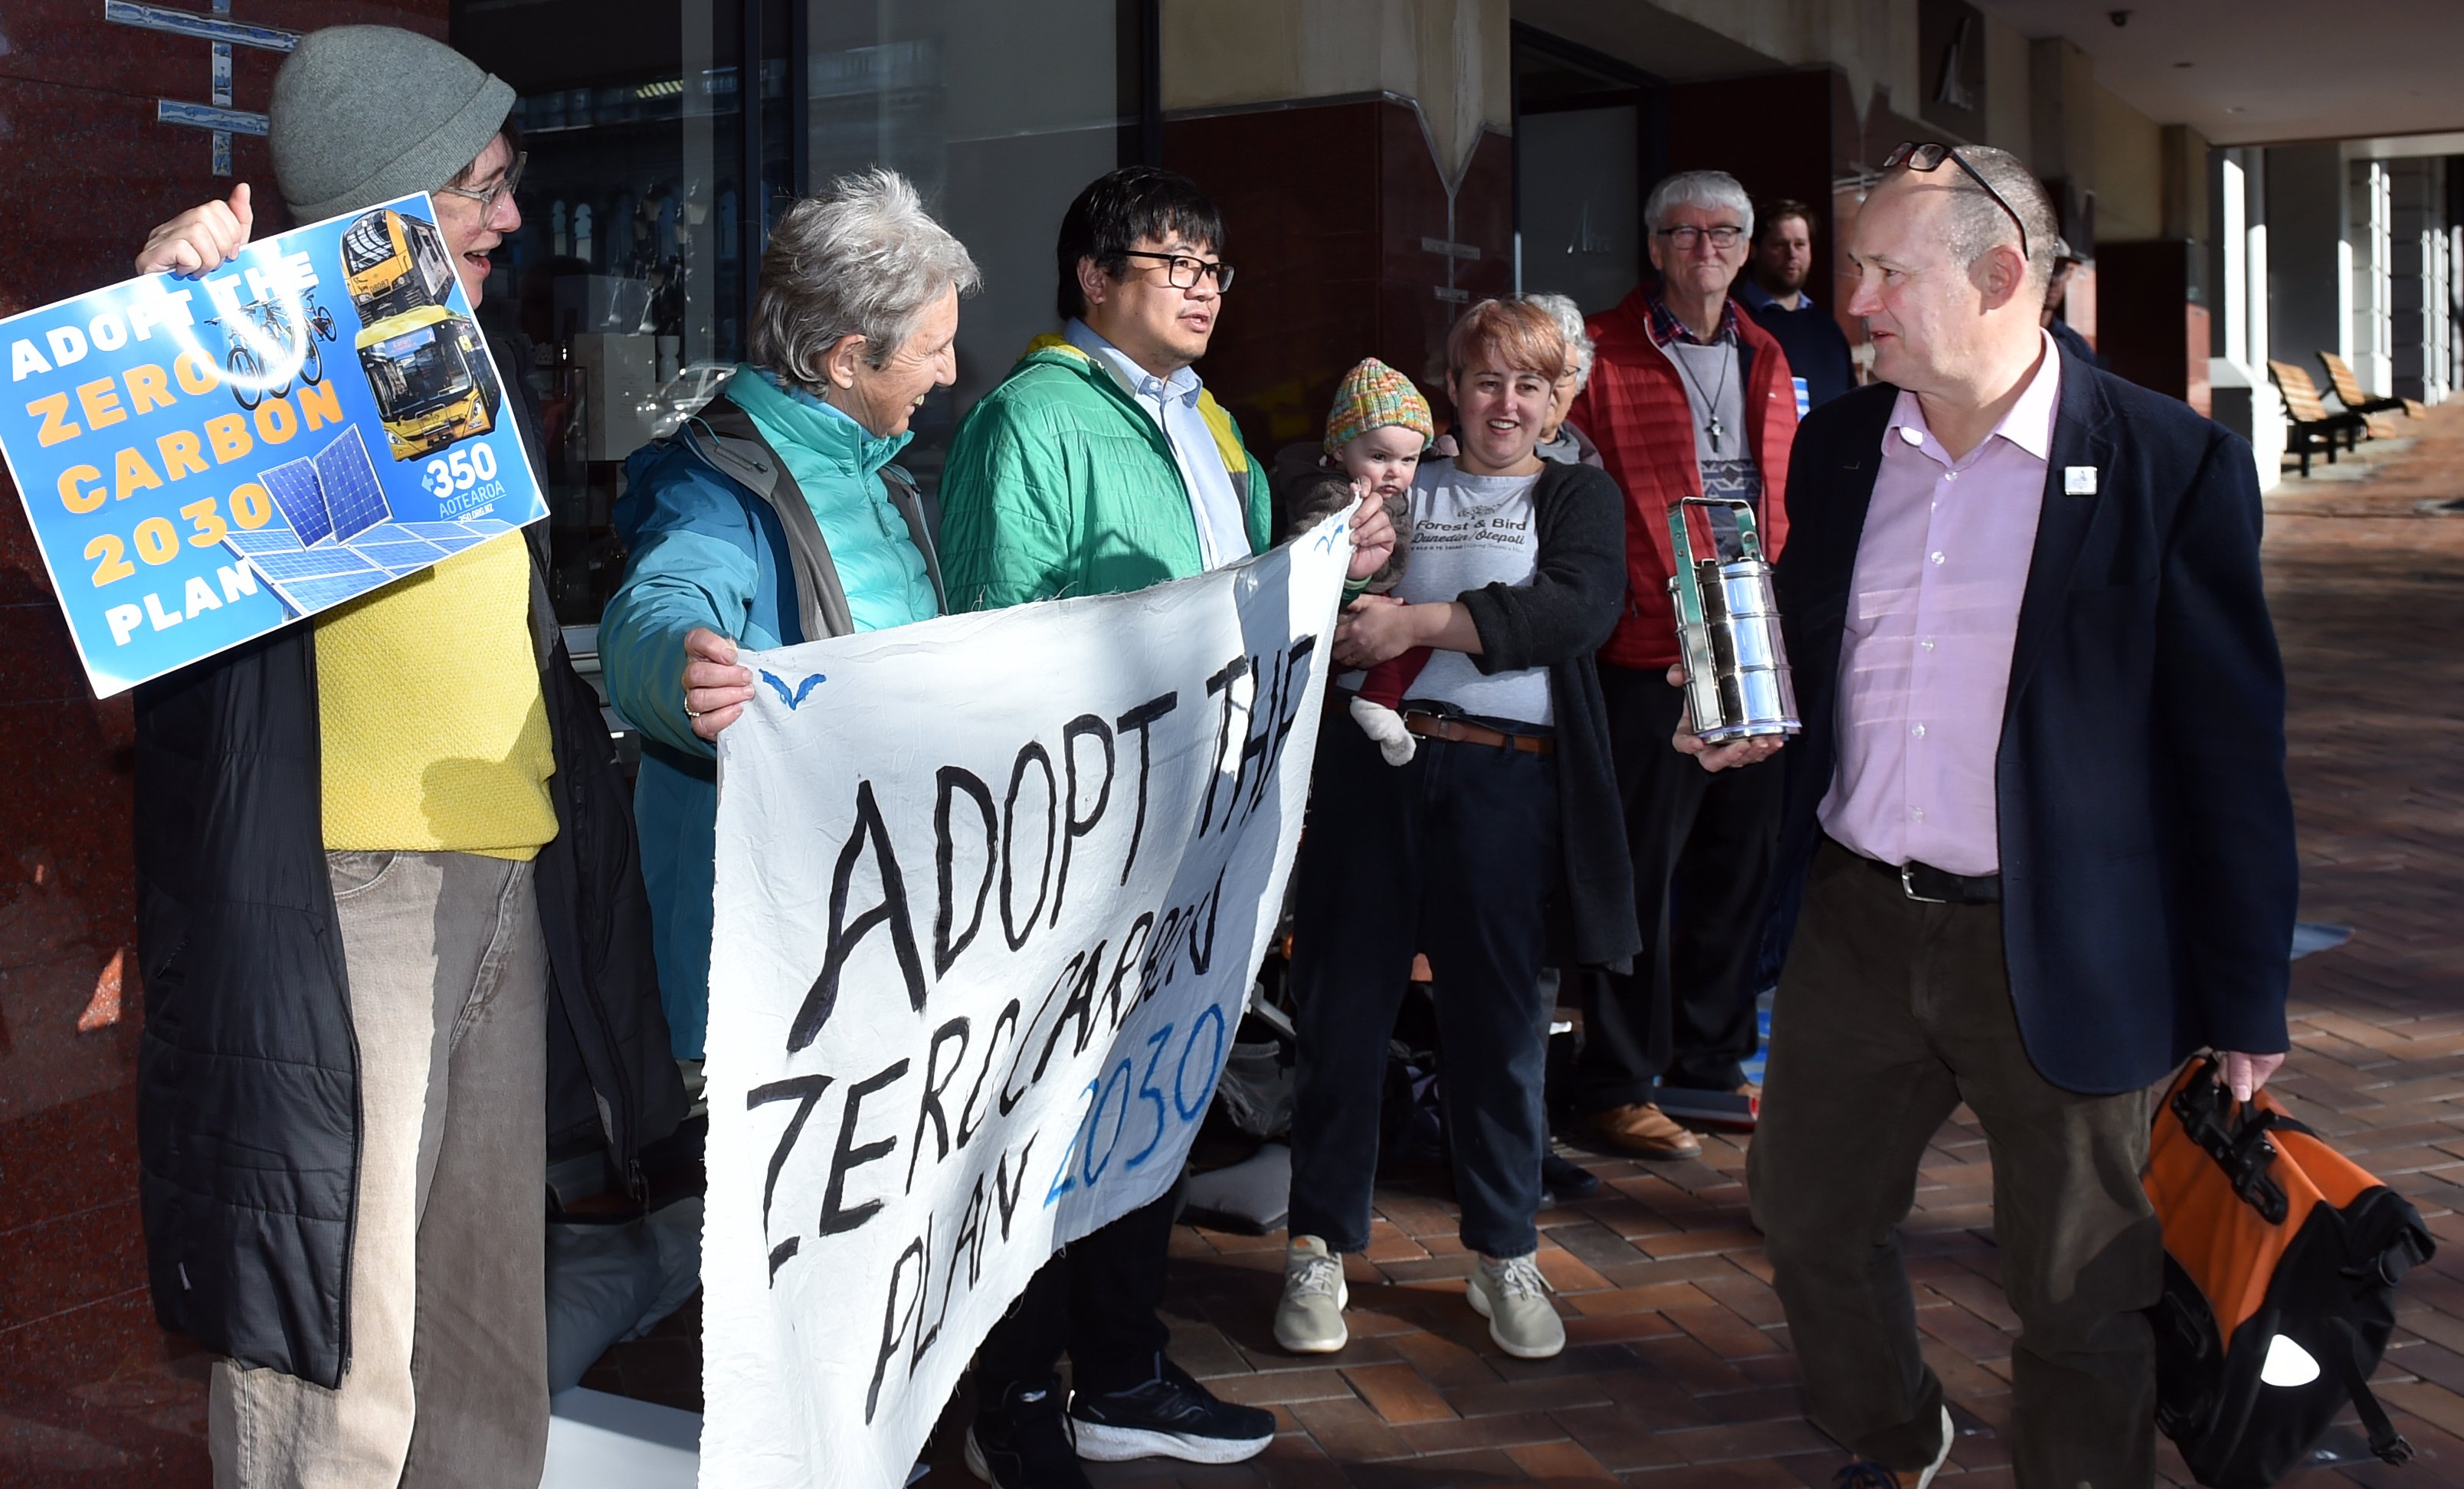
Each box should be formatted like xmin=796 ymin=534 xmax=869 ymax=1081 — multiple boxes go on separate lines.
xmin=270 ymin=26 xmax=516 ymax=224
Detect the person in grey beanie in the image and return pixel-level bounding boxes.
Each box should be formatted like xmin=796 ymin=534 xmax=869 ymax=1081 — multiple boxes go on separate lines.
xmin=133 ymin=25 xmax=685 ymax=1487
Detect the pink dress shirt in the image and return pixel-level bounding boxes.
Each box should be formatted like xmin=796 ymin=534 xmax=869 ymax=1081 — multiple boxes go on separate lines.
xmin=1817 ymin=332 xmax=2062 ymax=876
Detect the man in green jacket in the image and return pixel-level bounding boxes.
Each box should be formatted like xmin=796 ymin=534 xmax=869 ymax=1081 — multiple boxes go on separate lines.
xmin=940 ymin=167 xmax=1390 ymax=1489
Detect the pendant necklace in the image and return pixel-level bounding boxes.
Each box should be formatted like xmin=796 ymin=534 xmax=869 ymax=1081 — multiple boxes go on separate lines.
xmin=1673 ymin=332 xmax=1733 ymax=453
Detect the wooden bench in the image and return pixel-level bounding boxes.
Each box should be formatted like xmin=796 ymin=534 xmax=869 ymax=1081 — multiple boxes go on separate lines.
xmin=2318 ymin=351 xmax=2413 ymax=421
xmin=2269 ymin=360 xmax=2364 ymax=477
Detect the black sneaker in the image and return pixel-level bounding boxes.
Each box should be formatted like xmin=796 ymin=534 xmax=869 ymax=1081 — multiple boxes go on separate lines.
xmin=966 ymin=1376 xmax=1091 ymax=1489
xmin=1541 ymin=1150 xmax=1601 ymax=1203
xmin=1068 ymin=1355 xmax=1275 ymax=1464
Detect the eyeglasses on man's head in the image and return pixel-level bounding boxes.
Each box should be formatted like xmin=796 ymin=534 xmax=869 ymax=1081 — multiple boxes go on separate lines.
xmin=1882 ymin=141 xmax=2030 ymax=263
xmin=1119 ymin=249 xmax=1235 ymax=292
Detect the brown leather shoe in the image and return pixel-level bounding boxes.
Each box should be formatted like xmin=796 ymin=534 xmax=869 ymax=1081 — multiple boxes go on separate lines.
xmin=1587 ymin=1103 xmax=1702 ymax=1159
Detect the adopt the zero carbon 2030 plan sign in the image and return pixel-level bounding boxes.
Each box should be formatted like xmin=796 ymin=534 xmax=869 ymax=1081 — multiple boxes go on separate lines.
xmin=0 ymin=191 xmax=544 ymax=697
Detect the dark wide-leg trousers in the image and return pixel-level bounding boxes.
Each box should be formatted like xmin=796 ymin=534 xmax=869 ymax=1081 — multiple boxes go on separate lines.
xmin=1748 ymin=839 xmax=2161 ymax=1486
xmin=1286 ymin=719 xmax=1561 ymax=1259
xmin=1574 ymin=661 xmax=1782 ymax=1109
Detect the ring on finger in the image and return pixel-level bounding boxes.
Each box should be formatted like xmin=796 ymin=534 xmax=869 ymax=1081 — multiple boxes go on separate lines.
xmin=683 ymin=700 xmax=703 ymax=721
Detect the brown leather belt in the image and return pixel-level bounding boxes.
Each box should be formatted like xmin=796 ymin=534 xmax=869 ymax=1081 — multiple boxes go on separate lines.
xmin=1402 ymin=712 xmax=1555 ymax=755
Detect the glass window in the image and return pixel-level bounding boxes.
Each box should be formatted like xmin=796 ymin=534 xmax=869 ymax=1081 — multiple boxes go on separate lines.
xmin=804 ymin=0 xmax=1127 ymax=486
xmin=453 ymin=0 xmax=1142 ymax=626
xmin=1513 ymin=29 xmax=1663 ymax=314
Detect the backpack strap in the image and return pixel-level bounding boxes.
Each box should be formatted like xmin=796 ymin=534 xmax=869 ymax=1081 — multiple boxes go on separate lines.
xmin=680 ymin=392 xmax=856 ymax=643
xmin=876 ymin=464 xmax=947 ymax=614
xmin=2331 ymin=1316 xmax=2414 ymax=1464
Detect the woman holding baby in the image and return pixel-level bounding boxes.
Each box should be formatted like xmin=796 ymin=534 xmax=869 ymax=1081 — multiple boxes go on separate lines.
xmin=1273 ymin=299 xmax=1638 ymax=1363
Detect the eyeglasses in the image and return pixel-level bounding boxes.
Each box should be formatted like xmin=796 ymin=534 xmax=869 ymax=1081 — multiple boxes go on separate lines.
xmin=436 ymin=150 xmax=527 ymax=220
xmin=1655 ymin=224 xmax=1745 ymax=250
xmin=1119 ymin=250 xmax=1235 ymax=292
xmin=1882 ymin=141 xmax=2030 ymax=263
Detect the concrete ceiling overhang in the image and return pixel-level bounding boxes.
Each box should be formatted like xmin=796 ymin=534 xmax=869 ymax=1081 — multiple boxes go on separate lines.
xmin=1970 ymin=0 xmax=2464 ymax=146
xmin=1515 ymin=0 xmax=2464 ymax=149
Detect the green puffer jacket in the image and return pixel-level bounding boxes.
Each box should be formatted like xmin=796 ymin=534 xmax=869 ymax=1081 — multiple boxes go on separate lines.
xmin=939 ymin=335 xmax=1274 ymax=609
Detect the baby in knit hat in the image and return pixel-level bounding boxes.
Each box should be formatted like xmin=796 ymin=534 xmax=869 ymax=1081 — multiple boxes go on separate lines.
xmin=1276 ymin=358 xmax=1435 ymax=764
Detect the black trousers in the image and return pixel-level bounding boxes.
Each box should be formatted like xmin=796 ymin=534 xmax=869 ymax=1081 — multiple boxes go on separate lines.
xmin=1749 ymin=840 xmax=2159 ymax=1484
xmin=973 ymin=1180 xmax=1181 ymax=1403
xmin=1574 ymin=661 xmax=1784 ymax=1110
xmin=1287 ymin=719 xmax=1560 ymax=1258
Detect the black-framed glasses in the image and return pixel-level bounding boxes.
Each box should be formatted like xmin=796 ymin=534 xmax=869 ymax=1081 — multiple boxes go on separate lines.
xmin=1655 ymin=224 xmax=1745 ymax=250
xmin=1883 ymin=141 xmax=2029 ymax=263
xmin=436 ymin=150 xmax=527 ymax=220
xmin=1119 ymin=250 xmax=1235 ymax=292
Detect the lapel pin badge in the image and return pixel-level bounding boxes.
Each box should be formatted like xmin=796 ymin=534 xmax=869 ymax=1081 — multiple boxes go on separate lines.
xmin=2064 ymin=465 xmax=2099 ymax=496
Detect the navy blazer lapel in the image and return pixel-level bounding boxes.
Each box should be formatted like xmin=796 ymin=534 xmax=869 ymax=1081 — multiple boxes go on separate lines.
xmin=1797 ymin=388 xmax=1896 ymax=610
xmin=2006 ymin=349 xmax=2115 ymax=706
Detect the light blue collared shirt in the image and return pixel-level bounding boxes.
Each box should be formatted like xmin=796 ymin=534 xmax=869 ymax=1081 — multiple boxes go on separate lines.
xmin=1063 ymin=318 xmax=1251 ymax=571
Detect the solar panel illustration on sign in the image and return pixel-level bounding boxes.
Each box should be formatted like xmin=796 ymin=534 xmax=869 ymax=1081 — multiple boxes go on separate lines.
xmin=258 ymin=426 xmax=392 ymax=546
xmin=224 ymin=515 xmax=518 ymax=617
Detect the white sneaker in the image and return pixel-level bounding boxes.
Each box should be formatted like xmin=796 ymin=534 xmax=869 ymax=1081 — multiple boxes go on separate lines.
xmin=1348 ymin=696 xmax=1416 ymax=764
xmin=1466 ymin=1252 xmax=1564 ymax=1359
xmin=1273 ymin=1235 xmax=1348 ymax=1353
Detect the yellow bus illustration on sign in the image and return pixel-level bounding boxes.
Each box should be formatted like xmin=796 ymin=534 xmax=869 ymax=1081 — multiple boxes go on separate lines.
xmin=340 ymin=207 xmax=500 ymax=460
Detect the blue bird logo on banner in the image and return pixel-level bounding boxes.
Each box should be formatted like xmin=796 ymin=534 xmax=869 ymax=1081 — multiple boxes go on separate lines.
xmin=760 ymin=669 xmax=825 ymax=709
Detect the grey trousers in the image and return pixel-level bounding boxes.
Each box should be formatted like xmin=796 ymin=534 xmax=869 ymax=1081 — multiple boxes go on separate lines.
xmin=1748 ymin=839 xmax=2161 ymax=1488
xmin=210 ymin=851 xmax=550 ymax=1489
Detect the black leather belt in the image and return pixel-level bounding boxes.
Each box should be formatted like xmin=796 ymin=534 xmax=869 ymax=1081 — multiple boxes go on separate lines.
xmin=1841 ymin=841 xmax=2001 ymax=905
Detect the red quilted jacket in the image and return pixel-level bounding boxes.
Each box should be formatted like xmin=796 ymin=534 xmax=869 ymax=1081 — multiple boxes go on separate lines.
xmin=1571 ymin=286 xmax=1798 ymax=670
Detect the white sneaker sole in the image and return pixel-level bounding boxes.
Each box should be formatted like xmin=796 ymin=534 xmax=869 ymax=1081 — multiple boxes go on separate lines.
xmin=1068 ymin=1419 xmax=1273 ymax=1464
xmin=1273 ymin=1276 xmax=1350 ymax=1353
xmin=1912 ymin=1405 xmax=1954 ymax=1489
xmin=1465 ymin=1275 xmax=1565 ymax=1360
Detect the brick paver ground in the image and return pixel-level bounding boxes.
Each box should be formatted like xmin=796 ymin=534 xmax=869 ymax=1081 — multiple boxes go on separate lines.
xmin=605 ymin=411 xmax=2464 ymax=1487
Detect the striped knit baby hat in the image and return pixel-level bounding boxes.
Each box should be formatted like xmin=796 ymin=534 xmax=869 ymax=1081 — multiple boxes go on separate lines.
xmin=1323 ymin=358 xmax=1435 ymax=457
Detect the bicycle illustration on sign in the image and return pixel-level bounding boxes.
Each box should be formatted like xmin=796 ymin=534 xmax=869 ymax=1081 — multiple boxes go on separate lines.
xmin=202 ymin=292 xmax=340 ymax=411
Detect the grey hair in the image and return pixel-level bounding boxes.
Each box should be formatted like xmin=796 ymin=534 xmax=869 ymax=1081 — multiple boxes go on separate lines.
xmin=1644 ymin=170 xmax=1754 ymax=238
xmin=1895 ymin=145 xmax=2059 ymax=293
xmin=1522 ymin=293 xmax=1595 ymax=391
xmin=749 ymin=168 xmax=982 ymax=388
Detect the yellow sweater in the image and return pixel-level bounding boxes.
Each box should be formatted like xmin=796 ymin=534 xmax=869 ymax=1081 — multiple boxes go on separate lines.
xmin=316 ymin=535 xmax=558 ymax=860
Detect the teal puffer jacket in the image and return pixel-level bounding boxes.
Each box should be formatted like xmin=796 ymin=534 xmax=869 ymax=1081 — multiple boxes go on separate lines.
xmin=599 ymin=368 xmax=941 ymax=1056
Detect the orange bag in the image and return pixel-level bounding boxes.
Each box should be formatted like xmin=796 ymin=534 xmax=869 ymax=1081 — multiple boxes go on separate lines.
xmin=2145 ymin=1055 xmax=2434 ymax=1486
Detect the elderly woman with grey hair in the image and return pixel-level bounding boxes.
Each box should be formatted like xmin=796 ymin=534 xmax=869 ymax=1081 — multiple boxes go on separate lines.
xmin=1522 ymin=293 xmax=1603 ymax=468
xmin=599 ymin=165 xmax=981 ymax=1058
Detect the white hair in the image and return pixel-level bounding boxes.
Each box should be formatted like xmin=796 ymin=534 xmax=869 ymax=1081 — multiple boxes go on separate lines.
xmin=749 ymin=168 xmax=982 ymax=389
xmin=1521 ymin=293 xmax=1594 ymax=391
xmin=1644 ymin=170 xmax=1754 ymax=238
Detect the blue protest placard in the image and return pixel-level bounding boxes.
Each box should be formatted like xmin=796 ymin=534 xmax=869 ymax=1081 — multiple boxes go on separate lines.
xmin=0 ymin=192 xmax=543 ymax=697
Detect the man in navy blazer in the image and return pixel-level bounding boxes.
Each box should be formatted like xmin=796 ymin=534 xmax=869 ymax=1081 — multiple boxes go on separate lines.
xmin=1683 ymin=145 xmax=2296 ymax=1487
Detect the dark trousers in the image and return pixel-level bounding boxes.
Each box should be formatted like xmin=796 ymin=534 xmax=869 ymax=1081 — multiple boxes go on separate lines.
xmin=974 ymin=1181 xmax=1180 ymax=1403
xmin=1749 ymin=839 xmax=2161 ymax=1485
xmin=1574 ymin=662 xmax=1783 ymax=1109
xmin=1287 ymin=720 xmax=1560 ymax=1258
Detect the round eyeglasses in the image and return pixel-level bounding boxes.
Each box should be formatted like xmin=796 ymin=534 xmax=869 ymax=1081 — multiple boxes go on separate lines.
xmin=435 ymin=150 xmax=527 ymax=221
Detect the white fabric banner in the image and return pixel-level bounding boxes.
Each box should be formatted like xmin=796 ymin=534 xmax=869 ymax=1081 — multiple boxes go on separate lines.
xmin=699 ymin=516 xmax=1354 ymax=1487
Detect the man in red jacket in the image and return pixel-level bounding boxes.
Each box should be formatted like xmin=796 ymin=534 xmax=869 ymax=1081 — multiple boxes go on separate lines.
xmin=1568 ymin=170 xmax=1798 ymax=1157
